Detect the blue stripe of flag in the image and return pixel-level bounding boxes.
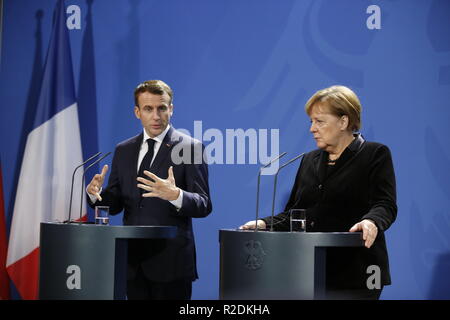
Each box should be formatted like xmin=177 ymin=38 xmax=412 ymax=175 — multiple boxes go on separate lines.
xmin=33 ymin=0 xmax=76 ymax=130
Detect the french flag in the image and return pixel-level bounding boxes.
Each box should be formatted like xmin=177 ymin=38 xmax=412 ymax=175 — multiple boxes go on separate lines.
xmin=6 ymin=0 xmax=85 ymax=300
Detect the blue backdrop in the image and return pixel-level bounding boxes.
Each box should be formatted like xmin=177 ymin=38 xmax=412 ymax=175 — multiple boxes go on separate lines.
xmin=1 ymin=0 xmax=449 ymax=299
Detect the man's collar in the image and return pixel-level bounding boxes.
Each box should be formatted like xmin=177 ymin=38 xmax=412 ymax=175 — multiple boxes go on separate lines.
xmin=143 ymin=124 xmax=171 ymax=144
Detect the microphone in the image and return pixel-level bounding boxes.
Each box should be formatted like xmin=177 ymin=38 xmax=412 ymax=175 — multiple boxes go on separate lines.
xmin=67 ymin=152 xmax=102 ymax=223
xmin=78 ymin=152 xmax=112 ymax=223
xmin=269 ymin=152 xmax=305 ymax=231
xmin=254 ymin=152 xmax=287 ymax=231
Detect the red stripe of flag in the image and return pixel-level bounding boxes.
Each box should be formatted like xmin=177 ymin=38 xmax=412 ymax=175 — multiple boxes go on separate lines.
xmin=0 ymin=164 xmax=11 ymax=300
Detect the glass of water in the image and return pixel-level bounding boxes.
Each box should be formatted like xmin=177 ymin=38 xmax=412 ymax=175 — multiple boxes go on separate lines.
xmin=95 ymin=206 xmax=109 ymax=225
xmin=289 ymin=209 xmax=306 ymax=232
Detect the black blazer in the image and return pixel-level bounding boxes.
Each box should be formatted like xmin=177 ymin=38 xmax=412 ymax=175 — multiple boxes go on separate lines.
xmin=263 ymin=134 xmax=397 ymax=289
xmin=89 ymin=127 xmax=212 ymax=282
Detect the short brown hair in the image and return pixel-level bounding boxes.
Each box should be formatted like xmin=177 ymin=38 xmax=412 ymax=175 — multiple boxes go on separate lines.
xmin=134 ymin=80 xmax=173 ymax=106
xmin=305 ymin=85 xmax=362 ymax=131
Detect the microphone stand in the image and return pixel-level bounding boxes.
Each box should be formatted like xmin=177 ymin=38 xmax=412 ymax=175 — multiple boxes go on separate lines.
xmin=67 ymin=152 xmax=102 ymax=223
xmin=254 ymin=152 xmax=287 ymax=231
xmin=77 ymin=152 xmax=111 ymax=223
xmin=270 ymin=153 xmax=305 ymax=231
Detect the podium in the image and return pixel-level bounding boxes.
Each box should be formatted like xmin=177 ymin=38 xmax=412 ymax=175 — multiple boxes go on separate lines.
xmin=219 ymin=229 xmax=364 ymax=300
xmin=39 ymin=222 xmax=177 ymax=300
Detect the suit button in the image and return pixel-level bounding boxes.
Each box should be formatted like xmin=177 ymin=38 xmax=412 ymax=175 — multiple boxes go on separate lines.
xmin=318 ymin=184 xmax=323 ymax=190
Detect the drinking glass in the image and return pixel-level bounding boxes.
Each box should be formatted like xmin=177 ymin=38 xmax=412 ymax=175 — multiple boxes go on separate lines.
xmin=289 ymin=209 xmax=306 ymax=232
xmin=95 ymin=206 xmax=109 ymax=225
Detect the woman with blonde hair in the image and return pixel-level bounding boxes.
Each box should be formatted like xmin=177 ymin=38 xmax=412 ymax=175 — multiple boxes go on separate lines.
xmin=241 ymin=85 xmax=397 ymax=300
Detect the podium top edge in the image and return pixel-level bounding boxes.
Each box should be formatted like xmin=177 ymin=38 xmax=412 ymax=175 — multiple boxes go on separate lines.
xmin=218 ymin=229 xmax=364 ymax=247
xmin=40 ymin=222 xmax=178 ymax=239
xmin=41 ymin=222 xmax=175 ymax=229
xmin=219 ymin=228 xmax=361 ymax=235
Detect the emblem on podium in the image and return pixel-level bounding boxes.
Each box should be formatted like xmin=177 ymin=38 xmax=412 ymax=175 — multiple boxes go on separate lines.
xmin=244 ymin=240 xmax=266 ymax=270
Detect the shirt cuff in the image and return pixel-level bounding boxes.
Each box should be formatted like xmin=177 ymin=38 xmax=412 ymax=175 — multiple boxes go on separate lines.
xmin=86 ymin=186 xmax=101 ymax=204
xmin=169 ymin=189 xmax=183 ymax=210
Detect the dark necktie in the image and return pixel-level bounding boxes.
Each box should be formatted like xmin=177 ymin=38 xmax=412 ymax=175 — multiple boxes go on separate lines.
xmin=138 ymin=138 xmax=156 ymax=180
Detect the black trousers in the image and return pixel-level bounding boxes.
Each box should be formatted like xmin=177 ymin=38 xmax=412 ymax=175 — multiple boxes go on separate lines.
xmin=127 ymin=266 xmax=192 ymax=300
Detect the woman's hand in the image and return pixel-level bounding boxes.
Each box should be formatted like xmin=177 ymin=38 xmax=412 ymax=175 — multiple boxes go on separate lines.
xmin=349 ymin=219 xmax=378 ymax=248
xmin=239 ymin=220 xmax=267 ymax=230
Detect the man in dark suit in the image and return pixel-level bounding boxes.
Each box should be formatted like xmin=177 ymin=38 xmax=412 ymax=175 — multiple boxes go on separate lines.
xmin=86 ymin=80 xmax=212 ymax=300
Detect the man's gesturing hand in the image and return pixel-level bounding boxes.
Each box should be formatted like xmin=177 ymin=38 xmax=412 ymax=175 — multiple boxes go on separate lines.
xmin=137 ymin=166 xmax=180 ymax=201
xmin=86 ymin=164 xmax=109 ymax=201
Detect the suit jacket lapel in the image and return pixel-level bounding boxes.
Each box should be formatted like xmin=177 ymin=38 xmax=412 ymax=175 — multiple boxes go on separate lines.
xmin=131 ymin=133 xmax=144 ymax=199
xmin=150 ymin=126 xmax=179 ymax=175
xmin=328 ymin=134 xmax=365 ymax=178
